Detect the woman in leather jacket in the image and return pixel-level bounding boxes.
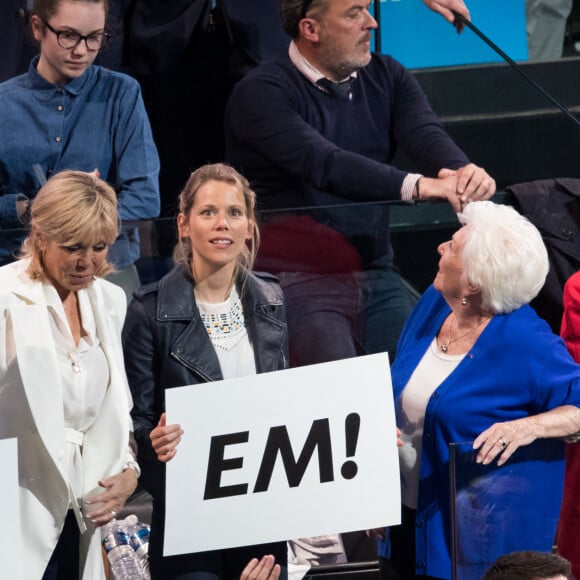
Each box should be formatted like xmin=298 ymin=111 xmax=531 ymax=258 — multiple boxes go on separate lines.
xmin=122 ymin=163 xmax=288 ymax=580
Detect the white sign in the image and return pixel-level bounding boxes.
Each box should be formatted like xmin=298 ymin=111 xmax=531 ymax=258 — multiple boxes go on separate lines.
xmin=0 ymin=438 xmax=23 ymax=579
xmin=164 ymin=353 xmax=400 ymax=556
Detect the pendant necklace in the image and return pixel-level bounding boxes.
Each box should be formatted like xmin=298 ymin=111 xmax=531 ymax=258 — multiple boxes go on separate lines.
xmin=439 ymin=314 xmax=486 ymax=353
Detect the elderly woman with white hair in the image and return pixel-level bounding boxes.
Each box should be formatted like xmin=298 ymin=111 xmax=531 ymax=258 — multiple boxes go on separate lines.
xmin=378 ymin=201 xmax=580 ymax=580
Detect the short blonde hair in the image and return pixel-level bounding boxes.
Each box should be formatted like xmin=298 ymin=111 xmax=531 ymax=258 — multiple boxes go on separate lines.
xmin=20 ymin=170 xmax=119 ymax=279
xmin=173 ymin=163 xmax=260 ymax=285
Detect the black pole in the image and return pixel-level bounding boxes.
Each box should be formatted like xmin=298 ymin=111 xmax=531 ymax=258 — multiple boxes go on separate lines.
xmin=454 ymin=11 xmax=580 ymax=129
xmin=374 ymin=0 xmax=381 ymax=52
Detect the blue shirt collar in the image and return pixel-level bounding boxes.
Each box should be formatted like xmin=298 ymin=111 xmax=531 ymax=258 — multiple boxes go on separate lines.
xmin=27 ymin=55 xmax=94 ymax=98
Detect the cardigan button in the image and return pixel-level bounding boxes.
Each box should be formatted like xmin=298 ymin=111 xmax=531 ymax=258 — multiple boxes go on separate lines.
xmin=561 ymin=227 xmax=573 ymax=238
xmin=416 ymin=519 xmax=424 ymax=528
xmin=432 ymin=391 xmax=440 ymax=399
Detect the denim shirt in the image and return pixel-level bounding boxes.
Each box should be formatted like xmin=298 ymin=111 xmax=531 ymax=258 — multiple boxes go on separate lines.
xmin=0 ymin=57 xmax=160 ymax=268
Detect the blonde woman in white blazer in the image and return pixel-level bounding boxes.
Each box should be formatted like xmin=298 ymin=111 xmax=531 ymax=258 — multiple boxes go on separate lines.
xmin=0 ymin=171 xmax=139 ymax=579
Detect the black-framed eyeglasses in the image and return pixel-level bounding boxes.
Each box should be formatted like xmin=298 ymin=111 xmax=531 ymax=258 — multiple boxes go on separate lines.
xmin=301 ymin=0 xmax=316 ymax=18
xmin=41 ymin=19 xmax=110 ymax=51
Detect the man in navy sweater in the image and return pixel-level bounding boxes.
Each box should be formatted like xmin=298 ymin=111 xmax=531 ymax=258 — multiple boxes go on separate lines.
xmin=225 ymin=0 xmax=495 ymax=369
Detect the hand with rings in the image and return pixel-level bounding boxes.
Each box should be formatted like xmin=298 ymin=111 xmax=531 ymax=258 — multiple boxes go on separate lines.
xmin=472 ymin=418 xmax=538 ymax=466
xmin=444 ymin=163 xmax=496 ymax=206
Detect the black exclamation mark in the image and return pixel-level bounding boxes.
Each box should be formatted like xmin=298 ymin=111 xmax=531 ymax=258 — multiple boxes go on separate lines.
xmin=341 ymin=413 xmax=360 ymax=480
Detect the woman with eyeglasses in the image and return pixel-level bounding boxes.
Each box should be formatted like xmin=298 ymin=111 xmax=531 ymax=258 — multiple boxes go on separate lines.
xmin=0 ymin=0 xmax=160 ymax=301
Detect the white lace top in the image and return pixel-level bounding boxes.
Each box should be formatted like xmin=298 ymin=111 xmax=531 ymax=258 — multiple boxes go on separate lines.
xmin=197 ymin=286 xmax=257 ymax=379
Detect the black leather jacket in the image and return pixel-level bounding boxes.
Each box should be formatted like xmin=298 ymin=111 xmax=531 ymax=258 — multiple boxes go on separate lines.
xmin=122 ymin=264 xmax=288 ymax=498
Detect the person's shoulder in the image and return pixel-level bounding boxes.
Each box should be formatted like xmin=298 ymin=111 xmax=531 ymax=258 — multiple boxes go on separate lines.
xmin=0 ymin=260 xmax=25 ymax=288
xmin=417 ymin=285 xmax=445 ymax=311
xmin=93 ymin=276 xmax=127 ymax=310
xmin=497 ymin=304 xmax=558 ymax=346
xmin=361 ymin=53 xmax=408 ymax=83
xmin=132 ymin=279 xmax=161 ymax=302
xmin=234 ymin=56 xmax=296 ymax=91
xmin=402 ymin=285 xmax=445 ymax=331
xmin=252 ymin=270 xmax=280 ymax=284
xmin=565 ymin=270 xmax=580 ymax=293
xmin=0 ymin=70 xmax=29 ymax=95
xmin=90 ymin=65 xmax=142 ymax=93
xmin=247 ymin=271 xmax=284 ymax=303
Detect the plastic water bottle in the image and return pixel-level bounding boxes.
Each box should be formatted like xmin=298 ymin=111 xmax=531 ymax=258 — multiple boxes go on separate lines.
xmin=101 ymin=518 xmax=143 ymax=579
xmin=126 ymin=515 xmax=151 ymax=580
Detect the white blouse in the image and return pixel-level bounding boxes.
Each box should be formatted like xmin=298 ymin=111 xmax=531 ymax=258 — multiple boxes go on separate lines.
xmin=398 ymin=337 xmax=463 ymax=509
xmin=43 ymin=282 xmax=110 ymax=505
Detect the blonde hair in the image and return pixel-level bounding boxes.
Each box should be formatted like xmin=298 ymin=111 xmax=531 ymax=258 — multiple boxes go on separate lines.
xmin=20 ymin=170 xmax=118 ymax=279
xmin=173 ymin=163 xmax=260 ymax=287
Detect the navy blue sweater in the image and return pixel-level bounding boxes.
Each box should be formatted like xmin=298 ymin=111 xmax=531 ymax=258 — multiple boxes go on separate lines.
xmin=225 ymin=53 xmax=469 ymax=267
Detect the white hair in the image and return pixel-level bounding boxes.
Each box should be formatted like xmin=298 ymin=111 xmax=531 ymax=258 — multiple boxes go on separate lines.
xmin=458 ymin=201 xmax=549 ymax=314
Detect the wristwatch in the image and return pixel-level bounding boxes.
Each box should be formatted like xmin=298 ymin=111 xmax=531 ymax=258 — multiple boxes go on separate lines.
xmin=124 ymin=459 xmax=141 ymax=478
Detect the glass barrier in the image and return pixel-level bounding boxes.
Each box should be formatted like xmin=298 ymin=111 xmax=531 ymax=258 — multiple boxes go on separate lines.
xmin=134 ymin=199 xmax=469 ymax=370
xmin=449 ymin=440 xmax=565 ymax=580
xmin=1 ymin=197 xmax=507 ymax=369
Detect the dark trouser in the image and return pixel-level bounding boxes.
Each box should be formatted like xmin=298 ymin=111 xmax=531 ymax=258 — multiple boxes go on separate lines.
xmin=380 ymin=506 xmax=444 ymax=580
xmin=42 ymin=510 xmax=80 ymax=580
xmin=279 ymin=269 xmax=417 ymax=369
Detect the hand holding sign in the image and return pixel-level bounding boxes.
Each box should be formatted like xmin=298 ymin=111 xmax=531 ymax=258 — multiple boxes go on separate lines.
xmin=241 ymin=555 xmax=280 ymax=580
xmin=150 ymin=412 xmax=184 ymax=463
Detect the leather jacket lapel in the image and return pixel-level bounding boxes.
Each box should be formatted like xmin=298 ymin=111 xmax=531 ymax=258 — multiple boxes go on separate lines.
xmin=243 ymin=274 xmax=287 ymax=374
xmin=157 ymin=266 xmax=223 ymax=382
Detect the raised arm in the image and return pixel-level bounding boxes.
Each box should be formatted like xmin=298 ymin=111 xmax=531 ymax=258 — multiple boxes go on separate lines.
xmin=423 ymin=0 xmax=471 ymax=31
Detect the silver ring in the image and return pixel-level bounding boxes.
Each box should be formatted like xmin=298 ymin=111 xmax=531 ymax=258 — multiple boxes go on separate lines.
xmin=498 ymin=439 xmax=507 ymax=449
xmin=111 ymin=510 xmax=117 ymax=518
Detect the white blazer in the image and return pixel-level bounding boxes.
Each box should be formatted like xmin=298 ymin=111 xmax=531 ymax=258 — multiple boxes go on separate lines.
xmin=0 ymin=259 xmax=133 ymax=580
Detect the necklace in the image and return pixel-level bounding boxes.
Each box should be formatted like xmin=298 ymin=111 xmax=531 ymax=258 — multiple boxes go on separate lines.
xmin=198 ymin=292 xmax=247 ymax=352
xmin=439 ymin=314 xmax=486 ymax=353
